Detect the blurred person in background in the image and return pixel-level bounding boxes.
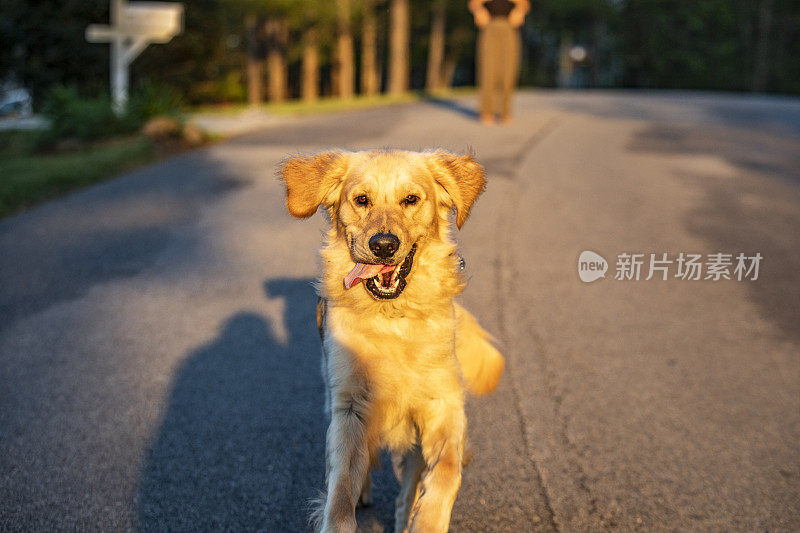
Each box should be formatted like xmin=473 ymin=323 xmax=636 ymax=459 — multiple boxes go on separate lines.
xmin=469 ymin=0 xmax=529 ymax=125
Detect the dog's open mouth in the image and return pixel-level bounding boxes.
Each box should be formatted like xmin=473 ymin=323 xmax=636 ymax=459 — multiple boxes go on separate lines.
xmin=343 ymin=244 xmax=417 ymax=300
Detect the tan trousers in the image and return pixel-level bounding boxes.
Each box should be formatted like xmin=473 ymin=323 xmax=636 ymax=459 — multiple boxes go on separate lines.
xmin=477 ymin=18 xmax=521 ymax=119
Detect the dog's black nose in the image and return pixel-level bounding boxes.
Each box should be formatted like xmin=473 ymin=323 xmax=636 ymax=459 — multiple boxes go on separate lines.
xmin=369 ymin=233 xmax=400 ymax=259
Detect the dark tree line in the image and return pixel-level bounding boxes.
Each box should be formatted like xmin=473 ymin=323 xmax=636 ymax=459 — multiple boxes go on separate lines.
xmin=1 ymin=0 xmax=798 ymax=107
xmin=620 ymin=0 xmax=799 ymax=93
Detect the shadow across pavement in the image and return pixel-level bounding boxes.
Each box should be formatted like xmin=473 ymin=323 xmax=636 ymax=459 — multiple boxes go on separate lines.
xmin=627 ymin=118 xmax=800 ymax=342
xmin=0 ymin=151 xmax=243 ymax=331
xmin=137 ymin=278 xmax=325 ymax=532
xmin=423 ymin=96 xmax=480 ymax=120
xmin=137 ymin=277 xmax=399 ymax=531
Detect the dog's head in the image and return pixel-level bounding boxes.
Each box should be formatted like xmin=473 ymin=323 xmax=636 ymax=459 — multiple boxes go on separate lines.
xmin=280 ymin=149 xmax=485 ymax=299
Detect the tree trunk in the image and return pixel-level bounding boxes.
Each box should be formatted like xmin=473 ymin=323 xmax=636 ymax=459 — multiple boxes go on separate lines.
xmin=388 ymin=0 xmax=410 ymax=95
xmin=589 ymin=16 xmax=601 ymax=88
xmin=752 ymin=0 xmax=774 ymax=92
xmin=335 ymin=0 xmax=355 ymax=98
xmin=302 ymin=26 xmax=319 ymax=103
xmin=557 ymin=32 xmax=573 ymax=89
xmin=265 ymin=18 xmax=288 ymax=103
xmin=246 ymin=14 xmax=263 ymax=106
xmin=426 ymin=0 xmax=446 ymax=92
xmin=442 ymin=55 xmax=457 ymax=89
xmin=361 ymin=0 xmax=380 ymax=96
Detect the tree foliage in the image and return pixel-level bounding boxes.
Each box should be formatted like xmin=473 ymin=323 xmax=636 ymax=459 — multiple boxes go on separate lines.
xmin=1 ymin=0 xmax=798 ymax=107
xmin=1 ymin=0 xmax=110 ymax=101
xmin=621 ymin=0 xmax=800 ymax=92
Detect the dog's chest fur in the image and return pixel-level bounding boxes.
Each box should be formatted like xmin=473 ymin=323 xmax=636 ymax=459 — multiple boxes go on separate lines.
xmin=324 ymin=303 xmax=463 ymax=451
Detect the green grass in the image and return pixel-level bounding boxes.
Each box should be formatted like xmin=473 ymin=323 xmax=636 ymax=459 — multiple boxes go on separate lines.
xmin=191 ymin=92 xmax=418 ymax=117
xmin=0 ymin=131 xmax=155 ymax=218
xmin=264 ymin=92 xmax=419 ymax=116
xmin=191 ymin=88 xmax=476 ymax=117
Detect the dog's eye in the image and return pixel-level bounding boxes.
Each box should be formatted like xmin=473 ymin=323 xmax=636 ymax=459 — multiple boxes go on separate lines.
xmin=402 ymin=194 xmax=420 ymax=206
xmin=355 ymin=195 xmax=369 ymax=206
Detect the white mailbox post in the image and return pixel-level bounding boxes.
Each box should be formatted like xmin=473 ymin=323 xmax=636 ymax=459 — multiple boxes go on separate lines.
xmin=86 ymin=0 xmax=183 ymax=113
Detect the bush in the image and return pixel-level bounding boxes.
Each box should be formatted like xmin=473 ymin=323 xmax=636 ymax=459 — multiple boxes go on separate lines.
xmin=128 ymin=81 xmax=184 ymax=121
xmin=36 ymin=84 xmax=185 ymax=150
xmin=39 ymin=86 xmax=141 ymax=147
xmin=187 ymin=71 xmax=245 ymax=104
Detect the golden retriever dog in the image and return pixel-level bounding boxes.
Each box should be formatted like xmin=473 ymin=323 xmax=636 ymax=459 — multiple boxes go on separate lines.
xmin=280 ymin=149 xmax=504 ymax=532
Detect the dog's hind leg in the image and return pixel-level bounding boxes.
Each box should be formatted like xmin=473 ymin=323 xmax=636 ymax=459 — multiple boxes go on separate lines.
xmin=316 ymin=297 xmax=327 ymax=341
xmin=392 ymin=445 xmax=426 ymax=533
xmin=357 ymin=472 xmax=372 ymax=507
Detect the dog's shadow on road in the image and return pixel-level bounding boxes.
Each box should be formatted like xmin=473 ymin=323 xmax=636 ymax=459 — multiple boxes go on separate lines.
xmin=137 ymin=277 xmax=396 ymax=532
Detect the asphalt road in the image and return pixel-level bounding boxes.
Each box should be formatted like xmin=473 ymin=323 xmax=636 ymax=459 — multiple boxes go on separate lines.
xmin=1 ymin=91 xmax=799 ymax=532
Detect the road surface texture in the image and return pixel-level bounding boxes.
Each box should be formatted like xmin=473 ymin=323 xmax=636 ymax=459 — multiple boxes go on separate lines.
xmin=1 ymin=91 xmax=798 ymax=532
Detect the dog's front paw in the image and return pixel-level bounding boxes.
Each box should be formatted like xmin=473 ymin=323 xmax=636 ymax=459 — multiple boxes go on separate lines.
xmin=321 ymin=517 xmax=357 ymax=533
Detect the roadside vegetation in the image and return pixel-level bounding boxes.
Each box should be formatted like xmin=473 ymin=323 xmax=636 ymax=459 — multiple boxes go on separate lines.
xmin=192 ymin=90 xmax=421 ymax=117
xmin=0 ymin=84 xmax=205 ymax=218
xmin=0 ymin=131 xmax=154 ymax=218
xmin=0 ymin=83 xmax=438 ymax=218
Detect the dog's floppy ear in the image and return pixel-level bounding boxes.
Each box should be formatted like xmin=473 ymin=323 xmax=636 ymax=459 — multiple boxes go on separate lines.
xmin=279 ymin=151 xmax=350 ymax=218
xmin=427 ymin=150 xmax=486 ymax=229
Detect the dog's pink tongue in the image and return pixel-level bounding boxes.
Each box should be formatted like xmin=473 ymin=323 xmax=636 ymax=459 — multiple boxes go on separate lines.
xmin=344 ymin=263 xmax=395 ymax=289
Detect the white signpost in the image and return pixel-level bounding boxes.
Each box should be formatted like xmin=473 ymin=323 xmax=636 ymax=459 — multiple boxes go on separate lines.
xmin=86 ymin=0 xmax=183 ymax=114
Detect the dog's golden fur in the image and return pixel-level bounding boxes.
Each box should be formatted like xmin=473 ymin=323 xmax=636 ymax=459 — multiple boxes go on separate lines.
xmin=280 ymin=149 xmax=504 ymax=532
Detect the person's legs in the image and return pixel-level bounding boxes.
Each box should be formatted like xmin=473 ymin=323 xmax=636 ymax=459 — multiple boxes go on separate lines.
xmin=477 ymin=26 xmax=494 ymax=123
xmin=499 ymin=21 xmax=521 ymax=122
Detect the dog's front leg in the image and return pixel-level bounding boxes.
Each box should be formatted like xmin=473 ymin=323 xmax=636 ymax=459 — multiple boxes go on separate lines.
xmin=321 ymin=395 xmax=370 ymax=533
xmin=408 ymin=401 xmax=466 ymax=533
